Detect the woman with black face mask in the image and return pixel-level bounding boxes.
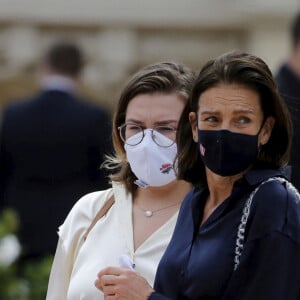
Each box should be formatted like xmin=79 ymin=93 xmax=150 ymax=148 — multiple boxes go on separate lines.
xmin=96 ymin=51 xmax=300 ymax=300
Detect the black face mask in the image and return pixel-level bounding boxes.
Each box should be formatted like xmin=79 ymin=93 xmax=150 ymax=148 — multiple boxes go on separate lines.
xmin=197 ymin=129 xmax=260 ymax=176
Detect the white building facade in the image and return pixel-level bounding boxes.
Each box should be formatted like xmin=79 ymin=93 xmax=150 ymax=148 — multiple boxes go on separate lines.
xmin=0 ymin=0 xmax=298 ymax=109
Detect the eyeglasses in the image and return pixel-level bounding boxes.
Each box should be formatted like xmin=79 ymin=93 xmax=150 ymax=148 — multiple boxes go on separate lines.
xmin=118 ymin=123 xmax=177 ymax=147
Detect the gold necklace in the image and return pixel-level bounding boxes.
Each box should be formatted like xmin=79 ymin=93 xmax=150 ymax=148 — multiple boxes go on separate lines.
xmin=137 ymin=201 xmax=181 ymax=217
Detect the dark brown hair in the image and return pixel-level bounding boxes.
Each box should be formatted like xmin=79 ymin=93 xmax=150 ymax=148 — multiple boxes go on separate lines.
xmin=44 ymin=41 xmax=83 ymax=77
xmin=103 ymin=61 xmax=196 ymax=194
xmin=177 ymin=51 xmax=293 ymax=186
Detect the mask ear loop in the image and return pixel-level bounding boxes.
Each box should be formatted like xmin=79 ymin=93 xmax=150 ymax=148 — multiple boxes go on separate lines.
xmin=257 ymin=116 xmax=269 ymax=147
xmin=252 ymin=117 xmax=267 ymax=157
xmin=257 ymin=116 xmax=267 ymax=135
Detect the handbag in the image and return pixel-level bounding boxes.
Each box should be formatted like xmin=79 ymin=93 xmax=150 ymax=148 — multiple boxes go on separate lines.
xmin=233 ymin=176 xmax=299 ymax=270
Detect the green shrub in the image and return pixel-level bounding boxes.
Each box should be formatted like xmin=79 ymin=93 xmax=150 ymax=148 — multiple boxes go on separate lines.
xmin=0 ymin=209 xmax=53 ymax=300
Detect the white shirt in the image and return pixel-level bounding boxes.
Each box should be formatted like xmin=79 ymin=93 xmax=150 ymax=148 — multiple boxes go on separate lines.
xmin=46 ymin=182 xmax=179 ymax=300
xmin=41 ymin=75 xmax=76 ymax=93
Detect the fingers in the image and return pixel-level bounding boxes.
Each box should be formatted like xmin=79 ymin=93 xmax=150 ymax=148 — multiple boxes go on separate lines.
xmin=95 ymin=274 xmax=116 ymax=291
xmin=104 ymin=296 xmax=116 ymax=300
xmin=94 ymin=277 xmax=103 ymax=291
xmin=95 ymin=267 xmax=154 ymax=300
xmin=95 ymin=267 xmax=128 ymax=292
xmin=97 ymin=266 xmax=124 ymax=279
xmin=95 ymin=267 xmax=119 ymax=291
xmin=94 ymin=274 xmax=121 ymax=299
xmin=101 ymin=282 xmax=115 ymax=296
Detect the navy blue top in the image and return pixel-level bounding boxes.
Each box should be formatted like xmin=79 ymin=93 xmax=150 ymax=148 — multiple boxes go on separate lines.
xmin=276 ymin=64 xmax=300 ymax=191
xmin=150 ymin=169 xmax=300 ymax=300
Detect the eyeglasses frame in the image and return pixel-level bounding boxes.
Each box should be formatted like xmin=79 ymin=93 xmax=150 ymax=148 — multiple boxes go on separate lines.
xmin=118 ymin=123 xmax=177 ymax=148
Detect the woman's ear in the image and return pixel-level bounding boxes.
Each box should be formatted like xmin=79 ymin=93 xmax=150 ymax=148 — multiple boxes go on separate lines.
xmin=260 ymin=116 xmax=275 ymax=145
xmin=189 ymin=112 xmax=198 ymax=143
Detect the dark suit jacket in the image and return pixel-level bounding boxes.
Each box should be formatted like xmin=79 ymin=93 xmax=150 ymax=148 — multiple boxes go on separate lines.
xmin=0 ymin=89 xmax=113 ymax=259
xmin=275 ymin=64 xmax=300 ymax=192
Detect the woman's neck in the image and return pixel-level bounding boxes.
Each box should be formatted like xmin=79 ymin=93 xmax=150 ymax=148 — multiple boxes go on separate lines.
xmin=134 ymin=180 xmax=192 ymax=210
xmin=206 ymin=170 xmax=243 ymax=206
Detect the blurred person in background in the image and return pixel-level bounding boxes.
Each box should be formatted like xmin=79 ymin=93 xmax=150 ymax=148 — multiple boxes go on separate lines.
xmin=276 ymin=11 xmax=300 ymax=191
xmin=0 ymin=41 xmax=113 ymax=262
xmin=46 ymin=61 xmax=195 ymax=299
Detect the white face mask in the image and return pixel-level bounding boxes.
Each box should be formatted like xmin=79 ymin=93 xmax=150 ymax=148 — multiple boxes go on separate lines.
xmin=125 ymin=129 xmax=177 ymax=188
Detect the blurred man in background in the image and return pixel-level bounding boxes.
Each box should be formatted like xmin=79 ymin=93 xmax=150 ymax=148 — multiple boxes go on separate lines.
xmin=0 ymin=41 xmax=113 ymax=261
xmin=276 ymin=12 xmax=300 ymax=191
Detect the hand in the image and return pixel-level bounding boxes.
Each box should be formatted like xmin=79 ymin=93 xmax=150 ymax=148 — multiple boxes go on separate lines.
xmin=95 ymin=266 xmax=154 ymax=300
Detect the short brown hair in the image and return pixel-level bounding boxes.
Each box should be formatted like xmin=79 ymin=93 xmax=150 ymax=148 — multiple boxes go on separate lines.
xmin=177 ymin=51 xmax=293 ymax=186
xmin=103 ymin=61 xmax=196 ymax=194
xmin=44 ymin=41 xmax=83 ymax=77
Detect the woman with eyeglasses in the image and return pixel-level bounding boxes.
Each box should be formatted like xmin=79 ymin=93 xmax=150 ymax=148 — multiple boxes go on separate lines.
xmin=46 ymin=62 xmax=196 ymax=299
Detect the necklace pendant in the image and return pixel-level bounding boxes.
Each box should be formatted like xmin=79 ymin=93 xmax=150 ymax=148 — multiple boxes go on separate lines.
xmin=145 ymin=210 xmax=153 ymax=217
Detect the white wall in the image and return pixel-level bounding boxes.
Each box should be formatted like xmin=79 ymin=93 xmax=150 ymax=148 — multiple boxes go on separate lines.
xmin=0 ymin=0 xmax=298 ymax=106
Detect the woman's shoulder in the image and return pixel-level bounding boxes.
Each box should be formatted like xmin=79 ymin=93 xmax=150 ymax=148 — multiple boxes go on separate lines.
xmin=254 ymin=177 xmax=300 ymax=212
xmin=249 ymin=178 xmax=300 ymax=243
xmin=68 ymin=188 xmax=114 ymax=222
xmin=58 ymin=187 xmax=114 ymax=244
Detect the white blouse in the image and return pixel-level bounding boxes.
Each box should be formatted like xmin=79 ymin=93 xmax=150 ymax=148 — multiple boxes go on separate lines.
xmin=46 ymin=182 xmax=179 ymax=300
